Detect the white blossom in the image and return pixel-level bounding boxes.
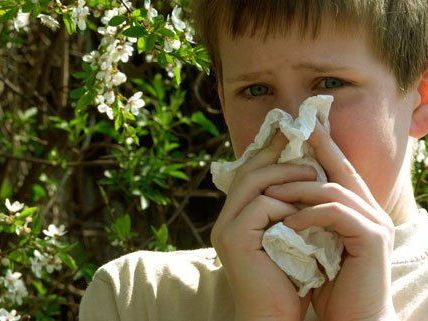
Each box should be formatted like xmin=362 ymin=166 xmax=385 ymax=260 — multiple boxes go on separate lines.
xmin=95 ymin=95 xmax=114 ymax=120
xmin=72 ymin=0 xmax=90 ymax=31
xmin=30 ymin=250 xmax=62 ymax=278
xmin=111 ymin=41 xmax=134 ymax=63
xmin=185 ymin=25 xmax=196 ymax=43
xmin=164 ymin=38 xmax=181 ymax=53
xmin=37 ymin=14 xmax=60 ymax=31
xmin=13 ymin=10 xmax=30 ymax=32
xmin=145 ymin=53 xmax=154 ymax=63
xmin=144 ymin=0 xmax=158 ymax=22
xmin=30 ymin=250 xmax=45 ymax=278
xmin=164 ymin=19 xmax=175 ymax=32
xmin=171 ymin=6 xmax=186 ymax=32
xmin=0 ymin=309 xmax=21 ymax=321
xmin=104 ymin=91 xmax=115 ymax=105
xmin=111 ymin=71 xmax=127 ymax=86
xmin=5 ymin=199 xmax=24 ymax=213
xmin=101 ymin=8 xmax=121 ymax=25
xmin=43 ymin=224 xmax=66 ymax=238
xmin=97 ymin=25 xmax=117 ymax=36
xmin=416 ymin=140 xmax=428 ymax=166
xmin=82 ymin=50 xmax=99 ymax=67
xmin=125 ymin=92 xmax=146 ymax=115
xmin=165 ymin=59 xmax=182 ymax=78
xmin=0 ymin=270 xmax=28 ymax=305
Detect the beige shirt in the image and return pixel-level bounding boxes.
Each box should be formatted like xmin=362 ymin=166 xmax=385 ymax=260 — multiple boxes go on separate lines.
xmin=79 ymin=209 xmax=428 ymax=321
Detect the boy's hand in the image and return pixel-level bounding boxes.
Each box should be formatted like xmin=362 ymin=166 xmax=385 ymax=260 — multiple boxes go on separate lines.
xmin=264 ymin=120 xmax=398 ymax=321
xmin=211 ymin=131 xmax=316 ymax=321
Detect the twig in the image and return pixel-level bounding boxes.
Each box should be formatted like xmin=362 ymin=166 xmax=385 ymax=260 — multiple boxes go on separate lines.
xmin=171 ymin=197 xmax=206 ymax=247
xmin=172 ymin=188 xmax=223 ymax=198
xmin=193 ymin=71 xmax=222 ymax=115
xmin=142 ymin=138 xmax=228 ymax=249
xmin=119 ymin=0 xmax=132 ymax=14
xmin=50 ymin=278 xmax=86 ymax=297
xmin=0 ymin=153 xmax=118 ymax=167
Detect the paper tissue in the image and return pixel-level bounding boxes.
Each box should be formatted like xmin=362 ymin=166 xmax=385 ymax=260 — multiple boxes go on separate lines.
xmin=210 ymin=95 xmax=344 ymax=297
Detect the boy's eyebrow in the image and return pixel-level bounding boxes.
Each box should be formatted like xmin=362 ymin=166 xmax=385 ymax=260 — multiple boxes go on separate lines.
xmin=226 ymin=62 xmax=355 ymax=83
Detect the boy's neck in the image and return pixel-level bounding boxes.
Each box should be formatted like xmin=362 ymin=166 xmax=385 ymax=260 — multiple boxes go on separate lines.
xmin=387 ymin=170 xmax=420 ymax=226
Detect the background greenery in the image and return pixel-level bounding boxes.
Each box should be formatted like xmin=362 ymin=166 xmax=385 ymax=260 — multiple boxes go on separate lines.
xmin=0 ymin=1 xmax=427 ymax=320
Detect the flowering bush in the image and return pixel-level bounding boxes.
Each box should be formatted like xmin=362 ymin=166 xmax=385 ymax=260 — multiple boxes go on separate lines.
xmin=0 ymin=199 xmax=76 ymax=320
xmin=0 ymin=0 xmax=228 ymax=319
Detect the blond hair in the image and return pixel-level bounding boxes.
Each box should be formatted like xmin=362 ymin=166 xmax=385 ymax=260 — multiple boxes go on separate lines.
xmin=190 ymin=0 xmax=428 ymax=95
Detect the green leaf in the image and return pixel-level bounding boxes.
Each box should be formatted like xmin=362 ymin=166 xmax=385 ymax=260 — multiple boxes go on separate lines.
xmin=167 ymin=170 xmax=189 ymax=180
xmin=0 ymin=178 xmax=12 ymax=200
xmin=173 ymin=65 xmax=182 ymax=87
xmin=137 ymin=37 xmax=146 ymax=54
xmin=150 ymin=223 xmax=169 ymax=245
xmin=108 ymin=15 xmax=127 ymax=26
xmin=76 ymin=89 xmax=96 ymax=112
xmin=145 ymin=34 xmax=156 ymax=51
xmin=122 ymin=26 xmax=146 ymax=38
xmin=191 ymin=111 xmax=220 ymax=137
xmin=0 ymin=8 xmax=18 ymax=23
xmin=32 ymin=184 xmax=47 ymax=202
xmin=32 ymin=280 xmax=47 ymax=296
xmin=111 ymin=214 xmax=131 ymax=239
xmin=70 ymin=87 xmax=86 ymax=99
xmin=157 ymin=27 xmax=176 ymax=38
xmin=58 ymin=253 xmax=77 ymax=270
xmin=158 ymin=51 xmax=167 ymax=66
xmin=163 ymin=164 xmax=189 ymax=180
xmin=93 ymin=120 xmax=118 ymax=139
xmin=72 ymin=72 xmax=88 ymax=80
xmin=152 ymin=73 xmax=165 ymax=101
xmin=32 ymin=213 xmax=42 ymax=234
xmin=19 ymin=207 xmax=37 ymax=219
xmin=63 ymin=14 xmax=77 ymax=34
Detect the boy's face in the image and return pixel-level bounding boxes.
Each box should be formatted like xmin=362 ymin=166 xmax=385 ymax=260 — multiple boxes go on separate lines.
xmin=216 ymin=20 xmax=422 ymax=212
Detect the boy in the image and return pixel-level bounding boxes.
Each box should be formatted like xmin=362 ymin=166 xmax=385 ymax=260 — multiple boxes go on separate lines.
xmin=79 ymin=1 xmax=428 ymax=320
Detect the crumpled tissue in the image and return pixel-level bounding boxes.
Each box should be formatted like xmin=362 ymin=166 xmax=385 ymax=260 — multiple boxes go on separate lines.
xmin=210 ymin=95 xmax=344 ymax=297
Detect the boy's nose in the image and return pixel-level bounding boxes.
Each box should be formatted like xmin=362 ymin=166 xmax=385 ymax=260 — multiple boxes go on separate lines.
xmin=274 ymin=95 xmax=312 ymax=119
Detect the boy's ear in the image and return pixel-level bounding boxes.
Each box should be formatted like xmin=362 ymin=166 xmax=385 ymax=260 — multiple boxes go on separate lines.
xmin=409 ymin=67 xmax=428 ymax=139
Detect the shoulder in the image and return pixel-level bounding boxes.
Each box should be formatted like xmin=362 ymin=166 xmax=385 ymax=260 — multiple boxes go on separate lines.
xmin=79 ymin=248 xmax=231 ymax=321
xmin=95 ymin=247 xmax=221 ymax=287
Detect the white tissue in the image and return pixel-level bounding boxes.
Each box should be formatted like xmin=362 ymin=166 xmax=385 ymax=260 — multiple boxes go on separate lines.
xmin=210 ymin=95 xmax=344 ymax=297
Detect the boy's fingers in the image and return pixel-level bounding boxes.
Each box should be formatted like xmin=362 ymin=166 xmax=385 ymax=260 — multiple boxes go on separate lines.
xmin=308 ymin=120 xmax=381 ymax=210
xmin=265 ymin=181 xmax=384 ymax=226
xmin=218 ymin=163 xmax=316 ymax=228
xmin=232 ymin=195 xmax=298 ymax=236
xmin=236 ymin=130 xmax=289 ymax=177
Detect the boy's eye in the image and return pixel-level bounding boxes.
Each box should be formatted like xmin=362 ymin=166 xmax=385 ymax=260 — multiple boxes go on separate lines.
xmin=238 ymin=77 xmax=347 ymax=100
xmin=240 ymin=84 xmax=272 ymax=100
xmin=317 ymin=77 xmax=345 ymax=89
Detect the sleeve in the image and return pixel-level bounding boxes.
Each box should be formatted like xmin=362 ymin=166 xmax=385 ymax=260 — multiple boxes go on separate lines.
xmin=78 ymin=272 xmax=121 ymax=321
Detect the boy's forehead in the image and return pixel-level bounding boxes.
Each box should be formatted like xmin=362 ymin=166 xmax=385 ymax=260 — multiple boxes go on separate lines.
xmin=218 ymin=24 xmax=378 ymax=84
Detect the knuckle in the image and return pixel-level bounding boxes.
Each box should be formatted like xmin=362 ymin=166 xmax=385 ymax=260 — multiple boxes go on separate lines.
xmin=369 ymin=226 xmax=392 ymax=246
xmin=324 ymin=182 xmax=344 ymax=196
xmin=253 ymin=194 xmax=270 ymax=208
xmin=328 ymin=201 xmax=345 ymax=212
xmin=216 ymin=225 xmax=236 ymax=249
xmin=234 ymin=170 xmax=255 ymax=187
xmin=342 ymin=158 xmax=357 ymax=176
